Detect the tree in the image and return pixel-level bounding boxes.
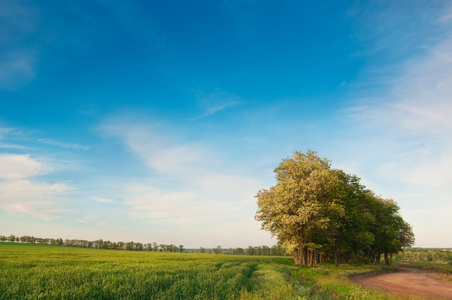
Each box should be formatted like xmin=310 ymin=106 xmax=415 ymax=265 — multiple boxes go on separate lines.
xmin=327 ymin=171 xmax=374 ymax=266
xmin=245 ymin=246 xmax=255 ymax=255
xmin=235 ymin=247 xmax=244 ymax=255
xmin=117 ymin=241 xmax=124 ymax=250
xmin=94 ymin=239 xmax=104 ymax=249
xmin=152 ymin=242 xmax=159 ymax=252
xmin=126 ymin=241 xmax=135 ymax=251
xmin=398 ymin=221 xmax=415 ymax=249
xmin=135 ymin=242 xmax=143 ymax=251
xmin=367 ymin=197 xmax=414 ymax=265
xmin=255 ymin=150 xmax=414 ymax=267
xmin=20 ymin=236 xmax=31 ymax=243
xmin=213 ymin=245 xmax=223 ymax=254
xmin=255 ymin=151 xmax=341 ymax=266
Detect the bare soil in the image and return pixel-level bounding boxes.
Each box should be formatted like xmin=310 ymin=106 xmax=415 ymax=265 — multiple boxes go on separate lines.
xmin=351 ymin=267 xmax=452 ymax=299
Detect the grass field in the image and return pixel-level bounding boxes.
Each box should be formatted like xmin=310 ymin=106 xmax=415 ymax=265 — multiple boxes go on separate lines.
xmin=0 ymin=243 xmax=402 ymax=299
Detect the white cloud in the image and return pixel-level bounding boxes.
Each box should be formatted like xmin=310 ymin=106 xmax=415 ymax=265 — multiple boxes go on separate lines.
xmin=37 ymin=138 xmax=90 ymax=150
xmin=92 ymin=197 xmax=120 ymax=204
xmin=350 ymin=37 xmax=452 ymax=191
xmin=0 ymin=179 xmax=72 ymax=221
xmin=96 ymin=117 xmax=271 ymax=246
xmin=0 ymin=153 xmax=51 ymax=179
xmin=101 ymin=119 xmax=260 ymax=203
xmin=0 ymin=152 xmax=74 ymax=221
xmin=343 ymin=10 xmax=452 ymax=247
xmin=122 ymin=184 xmax=253 ymax=226
xmin=112 ymin=183 xmax=271 ymax=247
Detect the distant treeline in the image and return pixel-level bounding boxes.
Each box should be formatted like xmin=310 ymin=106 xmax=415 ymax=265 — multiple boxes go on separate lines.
xmin=397 ymin=248 xmax=452 ymax=264
xmin=0 ymin=234 xmax=287 ymax=256
xmin=197 ymin=245 xmax=287 ymax=256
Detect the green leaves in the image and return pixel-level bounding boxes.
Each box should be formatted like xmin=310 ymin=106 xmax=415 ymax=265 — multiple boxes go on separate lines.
xmin=255 ymin=151 xmax=342 ymax=265
xmin=255 ymin=150 xmax=415 ymax=266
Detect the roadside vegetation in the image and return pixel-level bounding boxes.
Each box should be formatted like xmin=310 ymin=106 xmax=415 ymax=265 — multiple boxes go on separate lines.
xmin=395 ymin=248 xmax=452 ymax=281
xmin=396 ymin=248 xmax=452 ymax=264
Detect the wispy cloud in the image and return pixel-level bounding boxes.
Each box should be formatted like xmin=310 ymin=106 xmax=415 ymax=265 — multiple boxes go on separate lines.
xmin=96 ymin=115 xmax=268 ymax=246
xmin=122 ymin=183 xmax=253 ymax=226
xmin=0 ymin=128 xmax=27 ymax=149
xmin=100 ymin=117 xmax=259 ymax=203
xmin=0 ymin=51 xmax=36 ymax=89
xmin=0 ymin=143 xmax=28 ymax=149
xmin=95 ymin=0 xmax=167 ymax=50
xmin=37 ymin=138 xmax=90 ymax=150
xmin=92 ymin=197 xmax=121 ymax=204
xmin=115 ymin=183 xmax=268 ymax=246
xmin=0 ymin=1 xmax=39 ymax=89
xmin=0 ymin=127 xmax=13 ymax=138
xmin=343 ymin=6 xmax=452 ymax=247
xmin=195 ymin=88 xmax=241 ymax=119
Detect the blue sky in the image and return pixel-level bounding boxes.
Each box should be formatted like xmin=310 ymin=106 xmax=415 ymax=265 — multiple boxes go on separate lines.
xmin=1 ymin=0 xmax=452 ymax=248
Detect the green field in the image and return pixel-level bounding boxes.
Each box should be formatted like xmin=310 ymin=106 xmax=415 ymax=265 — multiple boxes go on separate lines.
xmin=0 ymin=243 xmax=401 ymax=299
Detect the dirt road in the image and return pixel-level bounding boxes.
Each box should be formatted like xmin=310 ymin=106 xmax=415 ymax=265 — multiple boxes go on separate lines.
xmin=351 ymin=267 xmax=452 ymax=299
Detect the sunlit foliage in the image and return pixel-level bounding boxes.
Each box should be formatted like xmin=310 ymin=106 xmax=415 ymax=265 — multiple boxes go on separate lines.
xmin=255 ymin=151 xmax=415 ymax=266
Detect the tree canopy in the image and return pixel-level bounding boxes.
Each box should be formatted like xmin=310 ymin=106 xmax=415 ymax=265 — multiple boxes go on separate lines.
xmin=255 ymin=150 xmax=414 ymax=266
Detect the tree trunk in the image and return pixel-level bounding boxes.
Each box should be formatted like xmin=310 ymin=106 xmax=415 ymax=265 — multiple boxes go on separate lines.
xmin=293 ymin=249 xmax=302 ymax=265
xmin=376 ymin=252 xmax=381 ymax=264
xmin=334 ymin=241 xmax=342 ymax=267
xmin=384 ymin=252 xmax=390 ymax=265
xmin=311 ymin=251 xmax=315 ymax=267
xmin=302 ymin=246 xmax=308 ymax=266
xmin=307 ymin=250 xmax=315 ymax=267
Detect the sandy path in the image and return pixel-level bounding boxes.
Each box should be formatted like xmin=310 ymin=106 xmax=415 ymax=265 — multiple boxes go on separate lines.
xmin=351 ymin=267 xmax=452 ymax=299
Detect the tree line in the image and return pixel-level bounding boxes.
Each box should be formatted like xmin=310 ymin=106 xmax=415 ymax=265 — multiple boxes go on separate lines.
xmin=255 ymin=150 xmax=415 ymax=267
xmin=0 ymin=235 xmax=287 ymax=256
xmin=197 ymin=245 xmax=286 ymax=256
xmin=0 ymin=235 xmax=183 ymax=252
xmin=396 ymin=248 xmax=452 ymax=264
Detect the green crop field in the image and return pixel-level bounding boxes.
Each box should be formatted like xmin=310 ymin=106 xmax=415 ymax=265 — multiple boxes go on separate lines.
xmin=0 ymin=243 xmax=400 ymax=299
